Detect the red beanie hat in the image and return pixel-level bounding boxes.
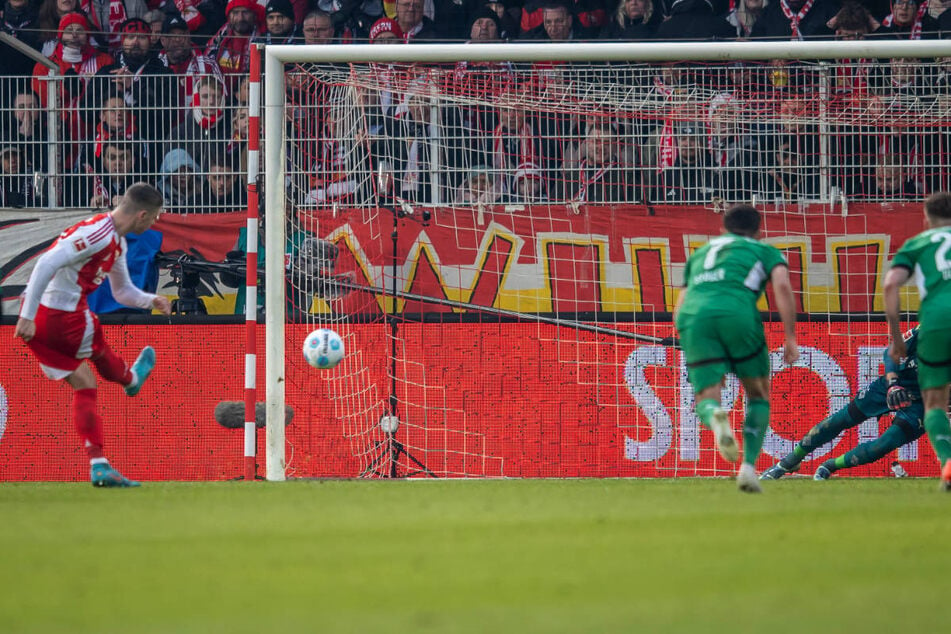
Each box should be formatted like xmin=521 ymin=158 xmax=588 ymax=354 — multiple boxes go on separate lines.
xmin=369 ymin=17 xmax=403 ymax=41
xmin=57 ymin=12 xmax=91 ymax=39
xmin=226 ymin=0 xmax=264 ymax=27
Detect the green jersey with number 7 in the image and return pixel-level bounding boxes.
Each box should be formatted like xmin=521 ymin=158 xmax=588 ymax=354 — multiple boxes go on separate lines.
xmin=678 ymin=234 xmax=788 ymax=318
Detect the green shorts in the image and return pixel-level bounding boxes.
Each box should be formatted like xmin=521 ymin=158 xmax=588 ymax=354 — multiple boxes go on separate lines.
xmin=916 ymin=327 xmax=951 ymax=391
xmin=676 ymin=309 xmax=769 ymax=393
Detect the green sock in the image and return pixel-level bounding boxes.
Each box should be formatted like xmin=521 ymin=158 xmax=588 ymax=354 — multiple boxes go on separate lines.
xmin=924 ymin=408 xmax=951 ymax=464
xmin=743 ymin=398 xmax=770 ymax=466
xmin=696 ymin=399 xmax=720 ymax=431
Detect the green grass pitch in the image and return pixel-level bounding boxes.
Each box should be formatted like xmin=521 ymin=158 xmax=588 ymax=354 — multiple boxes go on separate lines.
xmin=1 ymin=479 xmax=948 ymax=633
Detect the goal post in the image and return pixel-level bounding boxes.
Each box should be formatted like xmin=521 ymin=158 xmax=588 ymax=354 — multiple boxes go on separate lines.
xmin=263 ymin=40 xmax=951 ymax=481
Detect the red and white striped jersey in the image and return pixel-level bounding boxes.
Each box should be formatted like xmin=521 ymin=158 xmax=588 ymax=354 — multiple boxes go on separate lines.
xmin=19 ymin=213 xmax=152 ymax=319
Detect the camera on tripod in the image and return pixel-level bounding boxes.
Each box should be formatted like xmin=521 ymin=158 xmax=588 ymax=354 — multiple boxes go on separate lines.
xmin=156 ymin=253 xmax=211 ymax=315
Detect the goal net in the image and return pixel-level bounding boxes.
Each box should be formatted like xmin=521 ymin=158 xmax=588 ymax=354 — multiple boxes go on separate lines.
xmin=264 ymin=41 xmax=950 ymax=480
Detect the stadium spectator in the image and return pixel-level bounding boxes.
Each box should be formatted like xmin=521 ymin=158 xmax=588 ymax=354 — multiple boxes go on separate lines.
xmin=79 ymin=140 xmax=138 ymax=208
xmin=565 ymin=118 xmax=638 ymax=202
xmin=727 ymin=0 xmax=767 ymax=38
xmin=2 ymin=0 xmax=41 ymax=75
xmin=303 ymin=99 xmax=374 ymax=207
xmin=84 ymin=0 xmax=149 ymax=51
xmin=77 ymin=89 xmax=152 ymax=176
xmin=708 ymin=94 xmax=760 ymax=201
xmin=653 ymin=0 xmax=735 ymax=41
xmin=749 ymin=0 xmax=839 ymax=40
xmin=205 ymin=0 xmax=263 ymax=77
xmin=393 ymin=0 xmax=437 ymax=40
xmin=453 ymin=166 xmax=501 ymax=204
xmin=876 ymin=0 xmax=938 ymax=39
xmin=468 ymin=6 xmax=503 ymax=40
xmin=0 ymin=147 xmax=38 ymax=207
xmin=864 ymin=154 xmax=921 ymax=199
xmin=34 ymin=0 xmax=80 ymax=56
xmin=203 ymin=152 xmax=246 ymax=209
xmin=369 ymin=14 xmax=402 ymax=41
xmin=511 ymin=161 xmax=549 ymax=202
xmin=657 ymin=123 xmax=717 ymax=202
xmin=5 ymin=89 xmax=48 ymax=175
xmin=488 ymin=101 xmax=545 ymax=201
xmin=829 ymin=1 xmax=878 ymax=40
xmin=599 ymin=0 xmax=662 ymax=40
xmin=531 ymin=0 xmax=582 ymax=40
xmin=301 ymin=9 xmax=337 ymax=43
xmin=166 ymin=76 xmax=232 ymax=170
xmin=226 ymin=105 xmax=249 ymax=173
xmin=143 ymin=9 xmax=165 ymax=52
xmin=376 ymin=78 xmax=467 ymax=203
xmin=32 ymin=12 xmax=114 ymax=108
xmin=157 ymin=147 xmax=201 ymax=213
xmin=758 ymin=135 xmax=819 ymax=200
xmin=159 ymin=13 xmax=226 ymax=117
xmin=253 ymin=0 xmax=301 ymax=44
xmin=521 ymin=0 xmax=606 ymax=38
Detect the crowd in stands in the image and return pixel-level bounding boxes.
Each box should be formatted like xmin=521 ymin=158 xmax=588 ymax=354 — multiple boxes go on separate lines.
xmin=2 ymin=0 xmax=951 ymax=210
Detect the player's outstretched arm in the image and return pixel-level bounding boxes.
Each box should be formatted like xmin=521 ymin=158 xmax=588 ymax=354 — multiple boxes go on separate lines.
xmin=770 ymin=265 xmax=799 ymax=365
xmin=883 ymin=267 xmax=911 ymax=362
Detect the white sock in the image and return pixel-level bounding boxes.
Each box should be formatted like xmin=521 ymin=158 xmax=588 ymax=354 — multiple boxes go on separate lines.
xmin=90 ymin=457 xmax=109 ymax=466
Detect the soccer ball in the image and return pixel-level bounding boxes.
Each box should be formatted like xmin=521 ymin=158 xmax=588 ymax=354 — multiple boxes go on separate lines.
xmin=302 ymin=328 xmax=345 ymax=369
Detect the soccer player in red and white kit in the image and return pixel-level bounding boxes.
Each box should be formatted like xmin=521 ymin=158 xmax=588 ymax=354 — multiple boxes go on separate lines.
xmin=14 ymin=183 xmax=172 ymax=487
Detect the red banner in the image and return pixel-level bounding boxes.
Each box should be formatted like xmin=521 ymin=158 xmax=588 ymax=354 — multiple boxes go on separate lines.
xmin=0 ymin=321 xmax=938 ymax=481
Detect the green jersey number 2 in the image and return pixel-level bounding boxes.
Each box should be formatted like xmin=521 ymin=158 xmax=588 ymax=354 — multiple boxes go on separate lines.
xmin=931 ymin=231 xmax=951 ymax=273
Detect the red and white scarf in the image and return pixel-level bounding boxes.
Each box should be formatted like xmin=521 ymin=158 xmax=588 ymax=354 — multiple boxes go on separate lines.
xmin=574 ymin=159 xmax=614 ymax=202
xmin=79 ymin=0 xmax=129 ymax=48
xmin=778 ymin=0 xmax=816 ymax=40
xmin=93 ymin=121 xmax=135 ymax=159
xmin=881 ymin=2 xmax=928 ymax=40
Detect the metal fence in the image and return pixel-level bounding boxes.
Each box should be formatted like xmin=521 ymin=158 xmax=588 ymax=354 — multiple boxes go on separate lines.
xmin=3 ymin=56 xmax=951 ymax=211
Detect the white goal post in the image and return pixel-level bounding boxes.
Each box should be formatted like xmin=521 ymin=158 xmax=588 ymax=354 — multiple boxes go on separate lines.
xmin=263 ymin=39 xmax=951 ymax=482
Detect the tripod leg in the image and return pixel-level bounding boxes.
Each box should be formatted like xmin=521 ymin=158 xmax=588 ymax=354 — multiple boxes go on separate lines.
xmin=391 ymin=440 xmax=438 ymax=478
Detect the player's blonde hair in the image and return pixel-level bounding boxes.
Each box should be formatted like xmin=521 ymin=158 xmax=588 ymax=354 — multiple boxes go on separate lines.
xmin=118 ymin=182 xmax=164 ymax=216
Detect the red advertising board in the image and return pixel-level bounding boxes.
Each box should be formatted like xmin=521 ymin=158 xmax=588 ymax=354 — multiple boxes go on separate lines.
xmin=0 ymin=321 xmax=936 ymax=481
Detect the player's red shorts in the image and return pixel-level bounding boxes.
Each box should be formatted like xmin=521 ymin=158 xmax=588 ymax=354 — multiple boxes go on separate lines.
xmin=26 ymin=305 xmax=107 ymax=379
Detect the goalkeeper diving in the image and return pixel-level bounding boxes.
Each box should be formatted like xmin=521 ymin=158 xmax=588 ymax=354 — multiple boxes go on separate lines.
xmin=761 ymin=327 xmax=924 ymax=481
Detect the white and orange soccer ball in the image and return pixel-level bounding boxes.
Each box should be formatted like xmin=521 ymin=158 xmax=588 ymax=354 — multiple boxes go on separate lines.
xmin=302 ymin=328 xmax=345 ymax=369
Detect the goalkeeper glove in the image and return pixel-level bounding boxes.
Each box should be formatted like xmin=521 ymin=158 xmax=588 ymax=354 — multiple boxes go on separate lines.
xmin=886 ymin=379 xmax=912 ymax=410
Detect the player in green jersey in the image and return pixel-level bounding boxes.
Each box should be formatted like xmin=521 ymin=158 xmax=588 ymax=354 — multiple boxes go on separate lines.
xmin=675 ymin=205 xmax=799 ymax=493
xmin=883 ymin=192 xmax=951 ymax=491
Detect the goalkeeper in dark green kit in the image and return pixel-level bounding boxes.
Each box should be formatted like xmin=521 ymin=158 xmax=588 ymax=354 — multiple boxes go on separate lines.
xmin=761 ymin=327 xmax=925 ymax=481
